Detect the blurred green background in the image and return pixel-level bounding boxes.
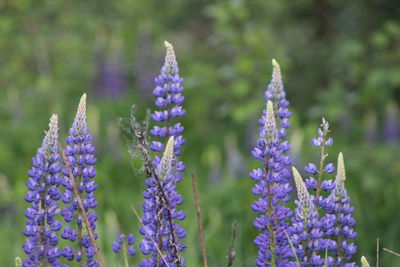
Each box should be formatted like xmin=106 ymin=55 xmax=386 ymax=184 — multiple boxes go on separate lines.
xmin=1 ymin=0 xmax=400 ymax=266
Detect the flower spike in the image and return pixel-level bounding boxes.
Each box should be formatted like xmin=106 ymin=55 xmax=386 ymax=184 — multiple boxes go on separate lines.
xmin=22 ymin=114 xmax=63 ymax=266
xmin=157 ymin=136 xmax=175 ymax=180
xmin=292 ymin=167 xmax=311 ymax=209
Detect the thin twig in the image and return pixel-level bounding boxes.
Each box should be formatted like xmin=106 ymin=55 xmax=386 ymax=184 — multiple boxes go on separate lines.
xmin=130 ymin=206 xmax=170 ymax=266
xmin=226 ymin=221 xmax=238 ymax=267
xmin=383 ymin=247 xmax=400 ymax=257
xmin=191 ymin=172 xmax=209 ymax=267
xmin=60 ymin=144 xmax=105 ymax=267
xmin=376 ymin=238 xmax=379 ymax=267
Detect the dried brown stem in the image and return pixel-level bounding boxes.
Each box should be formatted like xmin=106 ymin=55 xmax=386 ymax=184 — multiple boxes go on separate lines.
xmin=191 ymin=172 xmax=209 ymax=267
xmin=226 ymin=221 xmax=238 ymax=267
xmin=60 ymin=144 xmax=105 ymax=267
xmin=376 ymin=238 xmax=380 ymax=267
xmin=383 ymin=247 xmax=400 ymax=257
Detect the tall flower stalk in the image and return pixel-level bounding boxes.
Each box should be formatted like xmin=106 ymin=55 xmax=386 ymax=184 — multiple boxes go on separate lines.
xmin=60 ymin=94 xmax=101 ymax=266
xmin=289 ymin=119 xmax=358 ymax=266
xmin=139 ymin=41 xmax=186 ymax=266
xmin=289 ymin=167 xmax=325 ymax=266
xmin=250 ymin=59 xmax=292 ymax=266
xmin=326 ymin=153 xmax=357 ymax=265
xmin=22 ymin=114 xmax=63 ymax=266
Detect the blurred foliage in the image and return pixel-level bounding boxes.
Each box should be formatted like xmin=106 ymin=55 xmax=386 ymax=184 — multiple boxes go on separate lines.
xmin=0 ymin=0 xmax=400 ymax=266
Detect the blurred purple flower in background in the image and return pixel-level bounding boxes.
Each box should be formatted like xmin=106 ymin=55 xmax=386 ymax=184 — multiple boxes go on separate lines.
xmin=383 ymin=102 xmax=400 ymax=143
xmin=92 ymin=48 xmax=128 ymax=99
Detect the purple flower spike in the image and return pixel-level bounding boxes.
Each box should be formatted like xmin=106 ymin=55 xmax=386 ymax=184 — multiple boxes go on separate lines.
xmin=61 ymin=94 xmax=99 ymax=265
xmin=326 ymin=153 xmax=357 ymax=265
xmin=305 ymin=118 xmax=337 ymax=210
xmin=22 ymin=115 xmax=63 ymax=266
xmin=288 ymin=168 xmax=325 ymax=266
xmin=140 ymin=41 xmax=186 ymax=266
xmin=288 ymin=120 xmax=358 ymax=266
xmin=250 ymin=59 xmax=293 ymax=266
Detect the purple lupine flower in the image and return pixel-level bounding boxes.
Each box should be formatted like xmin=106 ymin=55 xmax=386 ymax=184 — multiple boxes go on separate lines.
xmin=288 ymin=167 xmax=325 ymax=266
xmin=325 ymin=153 xmax=357 ymax=265
xmin=383 ymin=103 xmax=400 ymax=142
xmin=113 ymin=233 xmax=136 ymax=257
xmin=305 ymin=118 xmax=337 ymax=210
xmin=22 ymin=114 xmax=63 ymax=266
xmin=60 ymin=94 xmax=99 ymax=265
xmin=92 ymin=49 xmax=128 ymax=99
xmin=299 ymin=118 xmax=339 ymax=265
xmin=250 ymin=60 xmax=293 ymax=266
xmin=264 ymin=59 xmax=292 ymax=134
xmin=250 ymin=101 xmax=293 ymax=266
xmin=139 ymin=41 xmax=186 ymax=266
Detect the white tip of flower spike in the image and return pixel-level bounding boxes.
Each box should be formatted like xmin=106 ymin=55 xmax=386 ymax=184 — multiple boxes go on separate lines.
xmin=73 ymin=93 xmax=88 ymax=130
xmin=158 ymin=136 xmax=175 ymax=179
xmin=77 ymin=93 xmax=87 ymax=119
xmin=271 ymin=58 xmax=282 ymax=84
xmin=336 ymin=152 xmax=346 ymax=184
xmin=164 ymin=41 xmax=176 ymax=65
xmin=45 ymin=114 xmax=59 ymax=147
xmin=264 ymin=101 xmax=276 ymax=138
xmin=49 ymin=114 xmax=58 ymax=132
xmin=272 ymin=58 xmax=281 ymax=74
xmin=292 ymin=167 xmax=310 ymax=207
xmin=48 ymin=114 xmax=59 ymax=138
xmin=361 ymin=256 xmax=371 ymax=267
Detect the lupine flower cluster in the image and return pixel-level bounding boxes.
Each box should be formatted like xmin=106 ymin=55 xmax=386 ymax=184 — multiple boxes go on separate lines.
xmin=249 ymin=60 xmax=358 ymax=266
xmin=21 ymin=41 xmax=188 ymax=267
xmin=23 ymin=114 xmax=63 ymax=266
xmin=60 ymin=94 xmax=100 ymax=266
xmin=326 ymin=153 xmax=357 ymax=265
xmin=21 ymin=42 xmax=362 ymax=267
xmin=250 ymin=60 xmax=293 ymax=266
xmin=22 ymin=95 xmax=102 ymax=267
xmin=139 ymin=41 xmax=186 ymax=266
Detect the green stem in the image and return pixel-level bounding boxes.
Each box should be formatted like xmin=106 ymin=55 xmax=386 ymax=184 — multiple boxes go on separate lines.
xmin=315 ymin=140 xmax=326 ymax=209
xmin=78 ymin=213 xmax=83 ymax=267
xmin=337 ymin=203 xmax=344 ymax=261
xmin=122 ymin=239 xmax=129 ymax=267
xmin=265 ymin=163 xmax=276 ymax=267
xmin=77 ymin=164 xmax=83 ymax=267
xmin=40 ymin=195 xmax=45 ymax=267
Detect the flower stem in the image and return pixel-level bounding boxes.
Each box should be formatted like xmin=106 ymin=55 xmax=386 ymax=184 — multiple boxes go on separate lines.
xmin=60 ymin=143 xmax=105 ymax=267
xmin=122 ymin=239 xmax=129 ymax=267
xmin=78 ymin=211 xmax=83 ymax=267
xmin=40 ymin=195 xmax=45 ymax=267
xmin=336 ymin=203 xmax=344 ymax=262
xmin=315 ymin=140 xmax=326 ymax=209
xmin=266 ymin=189 xmax=277 ymax=267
